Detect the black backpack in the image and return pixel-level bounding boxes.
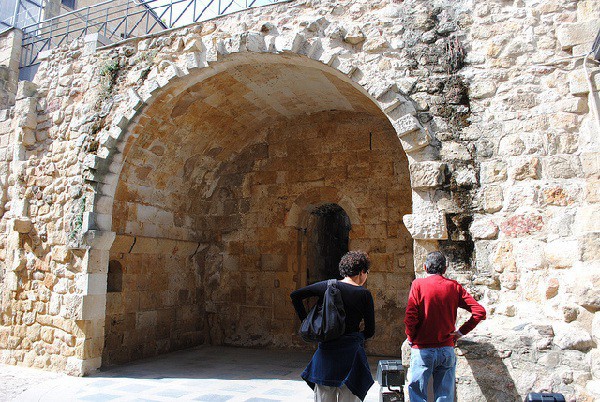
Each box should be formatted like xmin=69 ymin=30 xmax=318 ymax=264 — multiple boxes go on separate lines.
xmin=299 ymin=279 xmax=346 ymax=342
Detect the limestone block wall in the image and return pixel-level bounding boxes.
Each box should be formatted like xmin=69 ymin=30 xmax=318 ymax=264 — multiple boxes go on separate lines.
xmin=103 ymin=234 xmax=202 ymax=366
xmin=452 ymin=1 xmax=600 ymax=399
xmin=109 ymin=109 xmax=412 ymax=358
xmin=199 ymin=112 xmax=412 ymax=354
xmin=0 ymin=0 xmax=597 ymax=400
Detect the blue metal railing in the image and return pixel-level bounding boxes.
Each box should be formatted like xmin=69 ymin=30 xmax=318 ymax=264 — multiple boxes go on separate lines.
xmin=15 ymin=0 xmax=286 ymax=76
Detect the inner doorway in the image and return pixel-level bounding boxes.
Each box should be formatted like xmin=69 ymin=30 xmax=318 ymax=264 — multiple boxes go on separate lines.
xmin=306 ymin=204 xmax=351 ymax=284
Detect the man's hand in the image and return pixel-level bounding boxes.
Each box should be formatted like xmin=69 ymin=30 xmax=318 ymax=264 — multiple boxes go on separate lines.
xmin=450 ymin=330 xmax=463 ymax=341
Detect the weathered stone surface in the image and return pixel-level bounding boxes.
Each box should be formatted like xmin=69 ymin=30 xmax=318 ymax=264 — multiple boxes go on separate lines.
xmin=567 ymin=266 xmax=600 ymax=311
xmin=592 ymin=313 xmax=600 ymax=345
xmin=409 ymin=161 xmax=446 ymax=189
xmin=546 ymin=277 xmax=559 ymax=299
xmin=363 ymin=36 xmax=390 ymax=53
xmin=586 ymin=179 xmax=600 ymax=203
xmin=393 ymin=114 xmax=421 ymax=136
xmin=498 ymin=135 xmax=525 ymax=156
xmin=454 ymin=166 xmax=478 ymax=187
xmin=581 ymin=233 xmax=600 ymax=261
xmin=0 ymin=1 xmax=596 ymax=399
xmin=543 ymin=186 xmax=576 ymax=206
xmin=343 ymin=26 xmax=365 ymax=45
xmin=500 ymin=211 xmax=544 ymax=238
xmin=580 ymin=152 xmax=599 ymax=179
xmin=12 ymin=218 xmax=32 ymax=233
xmin=16 ymin=81 xmax=38 ymax=100
xmin=545 ymin=239 xmax=579 ymax=269
xmin=553 ymin=322 xmax=594 ymax=351
xmin=470 ymin=81 xmax=497 ymax=99
xmin=482 ymin=185 xmax=503 ymax=213
xmin=511 ymin=157 xmax=540 ymax=180
xmin=512 ymin=239 xmax=547 ymax=271
xmin=403 ymin=213 xmax=448 ymax=240
xmin=51 ymin=246 xmax=71 ymax=263
xmin=480 ymin=160 xmax=507 ymax=184
xmin=556 ymin=20 xmax=600 ymax=48
xmin=563 ymin=305 xmax=579 ymax=323
xmin=493 ymin=241 xmax=516 ymax=274
xmin=574 ymin=205 xmax=600 ymax=233
xmin=440 ymin=142 xmax=471 ymax=161
xmin=470 ymin=215 xmax=498 ymax=239
xmin=544 ymin=156 xmax=581 ymax=179
xmin=568 ymin=65 xmax=600 ymax=95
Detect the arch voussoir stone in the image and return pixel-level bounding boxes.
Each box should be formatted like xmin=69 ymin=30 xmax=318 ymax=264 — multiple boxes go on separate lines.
xmin=88 ymin=28 xmax=446 ymax=247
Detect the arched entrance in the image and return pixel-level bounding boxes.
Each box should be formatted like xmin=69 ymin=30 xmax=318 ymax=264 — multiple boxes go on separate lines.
xmin=100 ymin=52 xmax=413 ymax=365
xmin=306 ymin=203 xmax=351 ymax=284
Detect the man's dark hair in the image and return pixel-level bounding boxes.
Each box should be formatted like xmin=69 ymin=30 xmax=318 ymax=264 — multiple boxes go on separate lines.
xmin=339 ymin=251 xmax=370 ymax=277
xmin=425 ymin=251 xmax=447 ymax=274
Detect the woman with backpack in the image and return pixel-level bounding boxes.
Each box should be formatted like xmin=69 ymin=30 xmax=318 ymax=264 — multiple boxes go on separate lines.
xmin=290 ymin=250 xmax=375 ymax=402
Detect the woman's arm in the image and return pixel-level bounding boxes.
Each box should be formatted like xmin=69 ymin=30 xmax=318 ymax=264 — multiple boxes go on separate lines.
xmin=362 ymin=290 xmax=375 ymax=339
xmin=289 ymin=281 xmax=326 ymax=321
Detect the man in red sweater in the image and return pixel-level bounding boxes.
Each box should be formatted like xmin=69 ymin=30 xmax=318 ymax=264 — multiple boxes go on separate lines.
xmin=404 ymin=251 xmax=486 ymax=402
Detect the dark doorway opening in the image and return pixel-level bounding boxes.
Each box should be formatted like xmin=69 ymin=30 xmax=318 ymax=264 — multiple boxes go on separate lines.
xmin=107 ymin=260 xmax=123 ymax=293
xmin=306 ymin=204 xmax=351 ymax=284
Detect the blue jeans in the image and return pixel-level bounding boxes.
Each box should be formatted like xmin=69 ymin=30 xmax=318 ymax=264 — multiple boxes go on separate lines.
xmin=408 ymin=346 xmax=456 ymax=402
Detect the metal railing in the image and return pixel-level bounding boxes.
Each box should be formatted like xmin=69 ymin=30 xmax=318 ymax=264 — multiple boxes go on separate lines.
xmin=17 ymin=0 xmax=286 ymax=76
xmin=0 ymin=0 xmax=44 ymax=31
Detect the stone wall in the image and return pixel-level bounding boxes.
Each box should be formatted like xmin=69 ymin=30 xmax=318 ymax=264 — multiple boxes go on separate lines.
xmin=103 ymin=234 xmax=202 ymax=366
xmin=111 ymin=109 xmax=413 ymax=356
xmin=0 ymin=28 xmax=21 ymax=110
xmin=0 ymin=0 xmax=598 ymax=400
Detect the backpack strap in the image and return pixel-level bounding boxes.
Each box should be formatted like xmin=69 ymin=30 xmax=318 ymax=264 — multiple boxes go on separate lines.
xmin=327 ymin=279 xmax=337 ymax=287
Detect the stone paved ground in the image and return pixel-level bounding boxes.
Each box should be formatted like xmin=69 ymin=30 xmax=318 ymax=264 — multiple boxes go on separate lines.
xmin=0 ymin=346 xmax=393 ymax=401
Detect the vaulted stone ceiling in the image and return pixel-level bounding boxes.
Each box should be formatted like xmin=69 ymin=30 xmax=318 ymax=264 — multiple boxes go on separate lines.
xmin=113 ymin=53 xmax=397 ymax=239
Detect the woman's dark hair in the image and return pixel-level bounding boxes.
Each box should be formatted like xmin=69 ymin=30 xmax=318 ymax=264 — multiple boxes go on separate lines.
xmin=339 ymin=251 xmax=370 ymax=277
xmin=425 ymin=251 xmax=447 ymax=274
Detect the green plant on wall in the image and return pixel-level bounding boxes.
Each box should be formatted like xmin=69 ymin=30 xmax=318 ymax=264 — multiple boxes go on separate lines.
xmin=99 ymin=59 xmax=121 ymax=99
xmin=68 ymin=196 xmax=86 ymax=242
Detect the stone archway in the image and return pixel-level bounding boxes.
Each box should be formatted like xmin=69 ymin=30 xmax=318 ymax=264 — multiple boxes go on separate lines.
xmin=76 ymin=37 xmax=447 ymax=372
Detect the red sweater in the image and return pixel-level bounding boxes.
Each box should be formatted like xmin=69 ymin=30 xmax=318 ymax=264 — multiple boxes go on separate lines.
xmin=404 ymin=274 xmax=486 ymax=349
